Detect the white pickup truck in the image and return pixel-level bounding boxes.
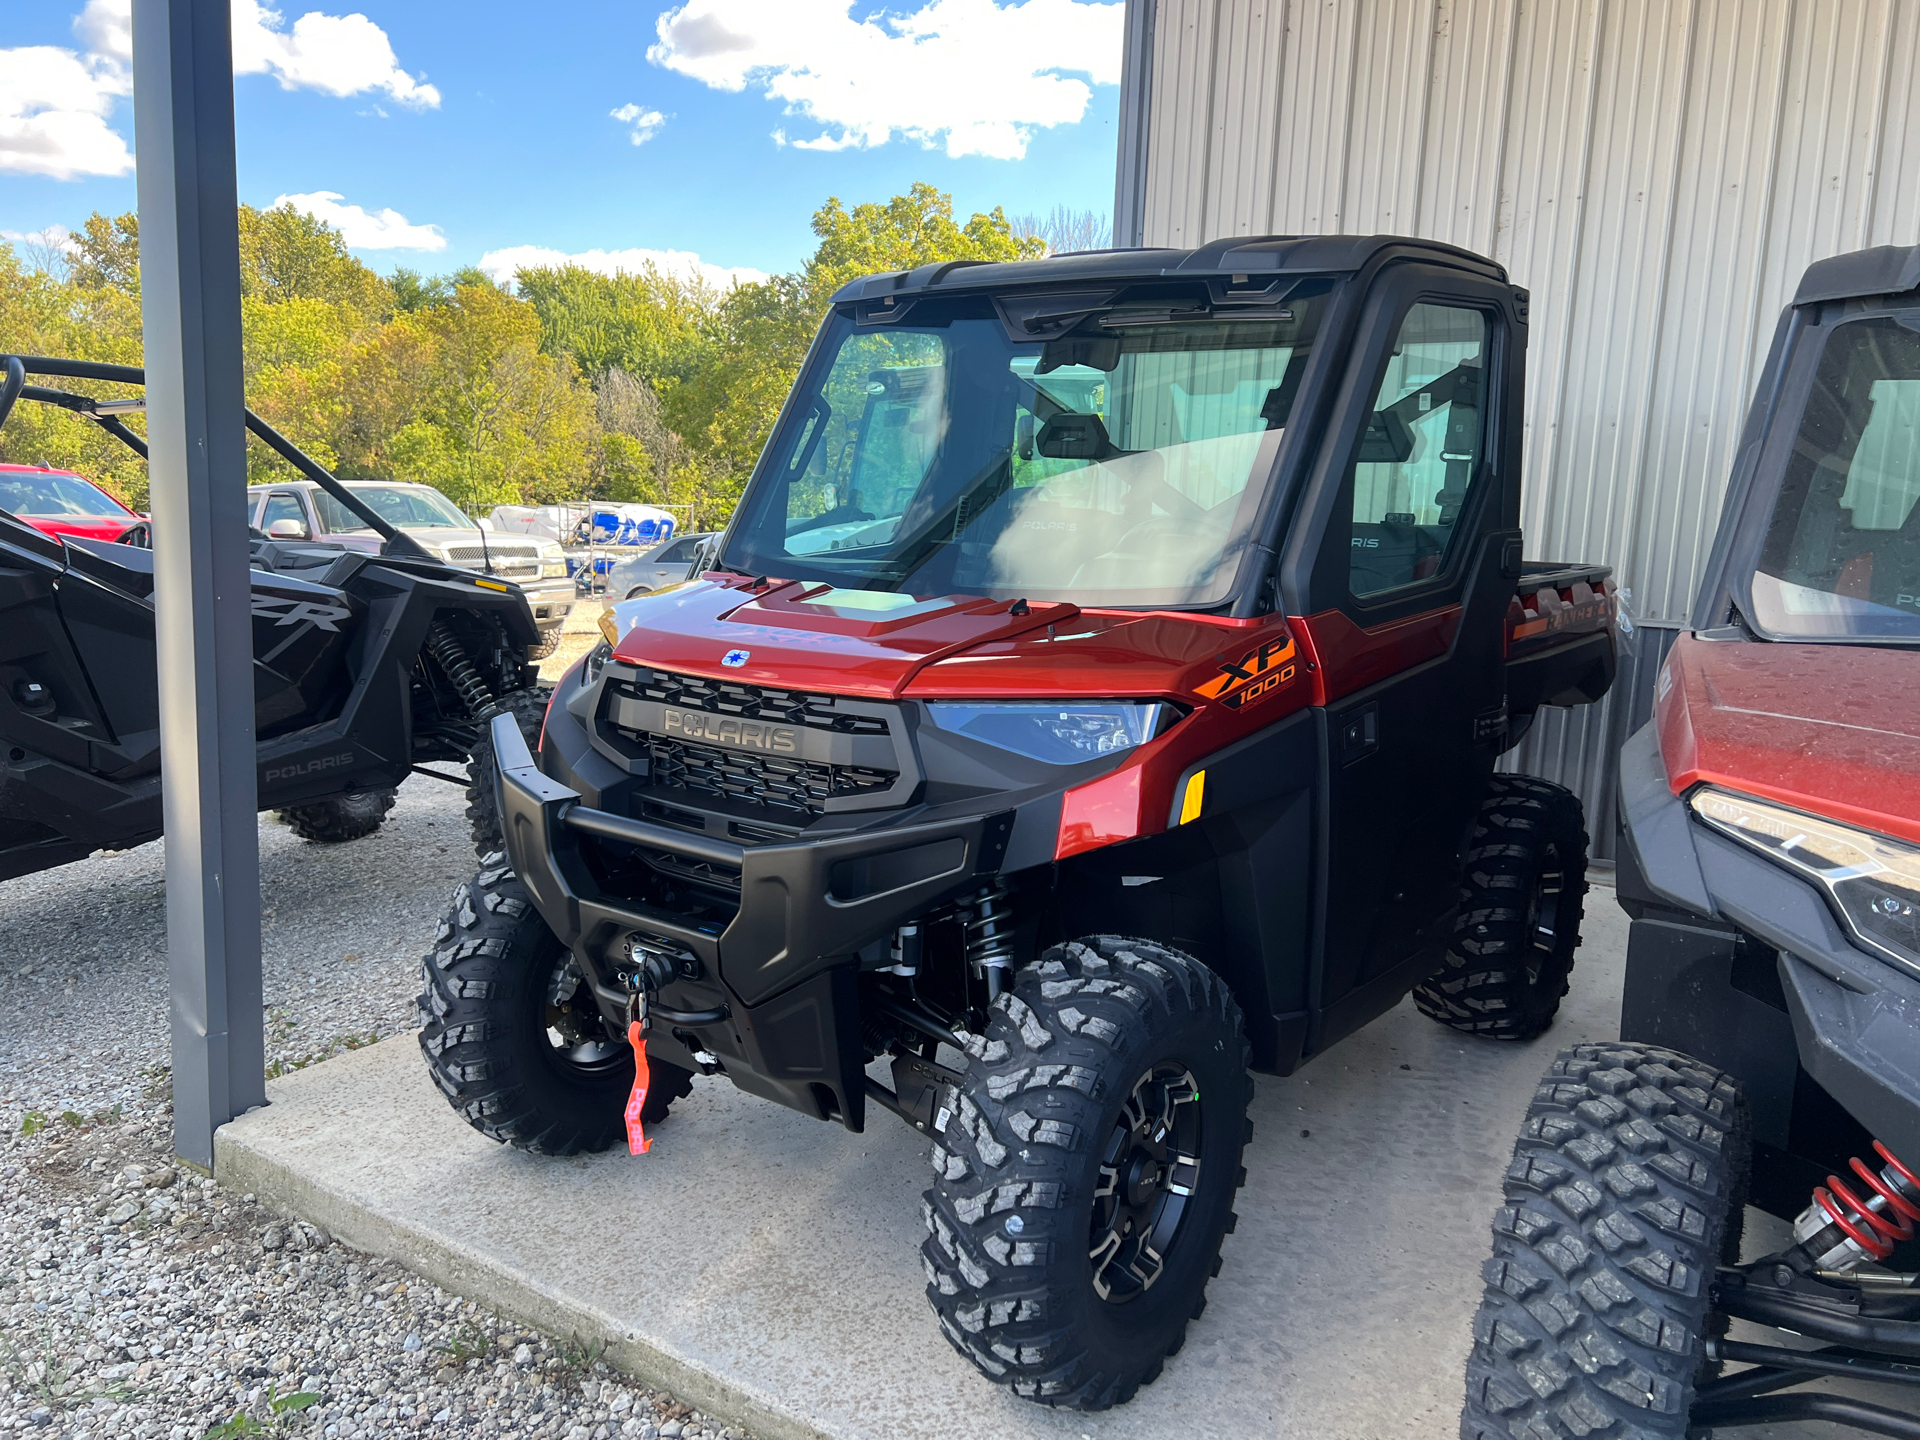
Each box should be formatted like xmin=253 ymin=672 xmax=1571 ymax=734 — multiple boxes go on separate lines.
xmin=247 ymin=478 xmax=576 ymax=657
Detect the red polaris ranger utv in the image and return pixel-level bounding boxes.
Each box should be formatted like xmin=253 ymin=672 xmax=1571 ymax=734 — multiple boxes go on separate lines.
xmin=419 ymin=236 xmax=1618 ymax=1408
xmin=1461 ymin=247 xmax=1920 ymax=1439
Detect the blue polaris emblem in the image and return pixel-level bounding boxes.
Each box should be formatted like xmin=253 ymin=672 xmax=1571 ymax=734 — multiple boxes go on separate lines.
xmin=721 ymin=649 xmax=750 ymax=668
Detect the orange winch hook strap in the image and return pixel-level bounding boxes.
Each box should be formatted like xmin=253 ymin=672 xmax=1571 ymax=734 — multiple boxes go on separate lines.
xmin=625 ymin=1018 xmax=653 ymax=1156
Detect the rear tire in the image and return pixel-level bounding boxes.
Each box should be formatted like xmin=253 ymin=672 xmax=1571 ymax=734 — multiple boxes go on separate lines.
xmin=276 ymin=787 xmax=397 ymax=843
xmin=464 ymin=686 xmax=552 ymax=854
xmin=1415 ymin=774 xmax=1588 ymax=1041
xmin=1460 ymin=1042 xmax=1750 ymax=1439
xmin=416 ymin=856 xmax=694 ymax=1155
xmin=922 ymin=935 xmax=1252 ymax=1410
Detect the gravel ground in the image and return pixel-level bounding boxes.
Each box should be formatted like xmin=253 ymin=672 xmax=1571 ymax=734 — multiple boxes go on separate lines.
xmin=0 ymin=603 xmax=751 ymax=1439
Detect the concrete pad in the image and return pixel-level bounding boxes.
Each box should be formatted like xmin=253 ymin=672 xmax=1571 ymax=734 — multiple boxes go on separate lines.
xmin=215 ymin=893 xmax=1836 ymax=1439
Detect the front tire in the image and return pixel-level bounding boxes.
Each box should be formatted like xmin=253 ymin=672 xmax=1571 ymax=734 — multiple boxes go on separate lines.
xmin=276 ymin=787 xmax=397 ymax=843
xmin=922 ymin=936 xmax=1252 ymax=1410
xmin=527 ymin=629 xmax=562 ymax=661
xmin=464 ymin=686 xmax=552 ymax=855
xmin=1460 ymin=1042 xmax=1750 ymax=1440
xmin=1415 ymin=774 xmax=1588 ymax=1041
xmin=416 ymin=857 xmax=694 ymax=1155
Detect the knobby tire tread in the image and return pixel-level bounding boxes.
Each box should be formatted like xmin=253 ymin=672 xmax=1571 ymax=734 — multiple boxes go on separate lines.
xmin=464 ymin=686 xmax=552 ymax=855
xmin=1416 ymin=773 xmax=1589 ymax=1041
xmin=1460 ymin=1042 xmax=1751 ymax=1440
xmin=921 ymin=935 xmax=1252 ymax=1411
xmin=415 ymin=854 xmax=692 ymax=1156
xmin=276 ymin=786 xmax=397 ymax=843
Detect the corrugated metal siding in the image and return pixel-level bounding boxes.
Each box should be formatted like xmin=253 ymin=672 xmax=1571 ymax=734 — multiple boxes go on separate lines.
xmin=1137 ymin=0 xmax=1920 ymax=852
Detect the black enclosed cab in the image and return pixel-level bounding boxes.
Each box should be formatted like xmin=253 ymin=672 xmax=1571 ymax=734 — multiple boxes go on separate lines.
xmin=417 ymin=237 xmax=1618 ymax=1409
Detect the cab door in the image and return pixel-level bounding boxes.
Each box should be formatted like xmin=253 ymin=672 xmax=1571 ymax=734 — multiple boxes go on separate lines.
xmin=1279 ymin=267 xmax=1526 ymax=1050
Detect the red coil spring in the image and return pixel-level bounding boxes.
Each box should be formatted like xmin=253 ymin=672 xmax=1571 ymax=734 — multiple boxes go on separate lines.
xmin=1814 ymin=1142 xmax=1920 ymax=1262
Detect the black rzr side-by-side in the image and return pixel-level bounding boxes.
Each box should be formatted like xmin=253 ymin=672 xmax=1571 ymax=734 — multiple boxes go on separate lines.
xmin=0 ymin=354 xmax=551 ymax=882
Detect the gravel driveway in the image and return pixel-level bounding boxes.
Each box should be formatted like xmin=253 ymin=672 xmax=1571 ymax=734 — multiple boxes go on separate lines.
xmin=0 ymin=603 xmax=749 ymax=1440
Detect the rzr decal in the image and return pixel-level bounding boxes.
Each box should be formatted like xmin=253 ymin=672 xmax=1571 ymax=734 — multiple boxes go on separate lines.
xmin=1195 ymin=635 xmax=1299 ymax=710
xmin=251 ymin=596 xmax=352 ymax=631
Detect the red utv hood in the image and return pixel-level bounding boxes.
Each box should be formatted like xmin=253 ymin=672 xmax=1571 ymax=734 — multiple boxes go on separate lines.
xmin=1657 ymin=631 xmax=1920 ymax=845
xmin=25 ymin=515 xmax=139 ymax=543
xmin=608 ymin=577 xmax=1287 ymax=701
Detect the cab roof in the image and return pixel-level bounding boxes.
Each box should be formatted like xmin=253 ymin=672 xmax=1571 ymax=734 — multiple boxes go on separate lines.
xmin=1793 ymin=244 xmax=1920 ymax=306
xmin=828 ymin=234 xmax=1509 ymax=305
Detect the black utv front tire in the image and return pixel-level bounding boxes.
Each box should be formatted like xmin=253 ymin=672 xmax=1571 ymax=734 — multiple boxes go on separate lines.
xmin=416 ymin=857 xmax=694 ymax=1155
xmin=1460 ymin=1043 xmax=1749 ymax=1440
xmin=1414 ymin=774 xmax=1589 ymax=1041
xmin=922 ymin=936 xmax=1252 ymax=1410
xmin=276 ymin=787 xmax=397 ymax=843
xmin=464 ymin=686 xmax=552 ymax=854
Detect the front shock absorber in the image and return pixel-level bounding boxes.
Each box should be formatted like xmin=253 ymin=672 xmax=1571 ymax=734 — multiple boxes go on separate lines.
xmin=425 ymin=621 xmax=497 ymax=719
xmin=1791 ymin=1140 xmax=1920 ymax=1269
xmin=964 ymin=883 xmax=1016 ymax=1000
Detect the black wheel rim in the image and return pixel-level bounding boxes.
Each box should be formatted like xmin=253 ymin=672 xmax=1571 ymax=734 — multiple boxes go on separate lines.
xmin=1524 ymin=841 xmax=1567 ymax=985
xmin=1089 ymin=1062 xmax=1202 ymax=1303
xmin=541 ymin=953 xmax=626 ymax=1074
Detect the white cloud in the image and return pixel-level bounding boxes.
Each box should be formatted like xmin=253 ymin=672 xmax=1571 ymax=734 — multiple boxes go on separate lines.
xmin=0 ymin=43 xmax=132 ymax=179
xmin=611 ymin=102 xmax=667 ymax=147
xmin=1 ymin=225 xmax=78 ymax=253
xmin=2 ymin=0 xmax=437 ymax=180
xmin=648 ymin=0 xmax=1123 ymax=161
xmin=79 ymin=0 xmax=440 ymax=108
xmin=476 ymin=245 xmax=769 ymax=291
xmin=273 ymin=191 xmax=447 ymax=251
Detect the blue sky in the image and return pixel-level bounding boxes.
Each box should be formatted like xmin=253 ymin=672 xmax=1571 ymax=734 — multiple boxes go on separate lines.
xmin=1 ymin=0 xmax=1125 ymax=286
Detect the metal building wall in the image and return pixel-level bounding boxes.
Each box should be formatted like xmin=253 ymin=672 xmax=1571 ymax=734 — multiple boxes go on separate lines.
xmin=1133 ymin=0 xmax=1920 ymax=852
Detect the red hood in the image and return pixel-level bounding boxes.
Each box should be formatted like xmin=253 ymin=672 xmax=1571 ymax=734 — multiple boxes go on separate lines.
xmin=1657 ymin=631 xmax=1920 ymax=845
xmin=22 ymin=515 xmax=139 ymax=543
xmin=608 ymin=576 xmax=1276 ymax=700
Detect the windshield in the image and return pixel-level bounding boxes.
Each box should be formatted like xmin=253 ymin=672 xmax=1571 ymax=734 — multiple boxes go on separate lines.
xmin=0 ymin=469 xmax=133 ymax=518
xmin=721 ymin=290 xmax=1328 ymax=607
xmin=1748 ymin=315 xmax=1920 ymax=641
xmin=318 ymin=485 xmax=475 ymax=534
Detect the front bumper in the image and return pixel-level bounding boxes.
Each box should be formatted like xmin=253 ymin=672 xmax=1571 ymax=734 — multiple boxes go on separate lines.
xmin=1617 ymin=722 xmax=1920 ymax=1165
xmin=489 ymin=712 xmax=1016 ymax=1127
xmin=517 ymin=577 xmax=575 ymax=628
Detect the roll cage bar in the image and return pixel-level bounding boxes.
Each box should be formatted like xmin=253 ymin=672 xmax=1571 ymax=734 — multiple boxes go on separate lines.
xmin=0 ymin=353 xmax=433 ymax=560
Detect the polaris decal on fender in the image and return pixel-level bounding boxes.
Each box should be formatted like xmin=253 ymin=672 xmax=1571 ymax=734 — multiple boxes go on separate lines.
xmin=262 ymin=751 xmax=355 ymax=783
xmin=1194 ymin=635 xmax=1299 ymax=710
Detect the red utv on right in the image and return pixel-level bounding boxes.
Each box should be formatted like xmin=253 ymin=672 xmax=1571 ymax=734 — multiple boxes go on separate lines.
xmin=1461 ymin=247 xmax=1920 ymax=1438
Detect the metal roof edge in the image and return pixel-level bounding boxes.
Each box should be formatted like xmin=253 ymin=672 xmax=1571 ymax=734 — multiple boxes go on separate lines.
xmin=826 ymin=234 xmax=1507 ymax=304
xmin=1793 ymin=244 xmax=1920 ymax=306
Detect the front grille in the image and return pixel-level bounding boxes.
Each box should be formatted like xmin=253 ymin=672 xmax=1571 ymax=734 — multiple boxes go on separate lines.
xmin=641 ymin=736 xmax=894 ymax=820
xmin=607 ymin=668 xmax=897 ymax=821
xmin=443 ymin=544 xmax=540 ymax=576
xmin=623 ymin=669 xmax=890 ymax=735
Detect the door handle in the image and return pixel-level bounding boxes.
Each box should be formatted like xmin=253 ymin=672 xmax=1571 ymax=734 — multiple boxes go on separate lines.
xmin=1340 ymin=703 xmax=1379 ymax=765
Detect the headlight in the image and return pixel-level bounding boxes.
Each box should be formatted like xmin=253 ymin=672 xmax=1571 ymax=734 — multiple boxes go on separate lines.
xmin=925 ymin=701 xmax=1176 ymax=766
xmin=538 ymin=541 xmax=569 ymax=578
xmin=1691 ymin=787 xmax=1920 ymax=975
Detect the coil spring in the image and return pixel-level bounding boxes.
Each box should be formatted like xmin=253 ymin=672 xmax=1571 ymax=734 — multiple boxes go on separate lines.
xmin=1814 ymin=1141 xmax=1920 ymax=1263
xmin=965 ymin=883 xmax=1016 ymax=975
xmin=426 ymin=621 xmax=496 ymax=718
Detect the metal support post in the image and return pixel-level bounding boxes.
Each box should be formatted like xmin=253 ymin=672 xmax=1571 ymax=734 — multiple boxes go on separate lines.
xmin=1113 ymin=0 xmax=1157 ymax=249
xmin=132 ymin=0 xmax=265 ymax=1167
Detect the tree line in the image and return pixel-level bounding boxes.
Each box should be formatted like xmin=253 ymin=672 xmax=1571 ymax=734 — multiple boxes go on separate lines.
xmin=0 ymin=186 xmax=1102 ymax=530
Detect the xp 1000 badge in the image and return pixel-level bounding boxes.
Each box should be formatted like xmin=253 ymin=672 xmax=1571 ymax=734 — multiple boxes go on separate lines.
xmin=1195 ymin=634 xmax=1299 ymax=711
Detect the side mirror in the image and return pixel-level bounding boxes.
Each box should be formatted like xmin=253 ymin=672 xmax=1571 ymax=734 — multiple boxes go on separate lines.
xmin=268 ymin=518 xmax=309 ymax=540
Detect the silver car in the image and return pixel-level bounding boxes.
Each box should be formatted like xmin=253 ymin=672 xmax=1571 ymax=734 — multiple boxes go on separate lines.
xmin=604 ymin=531 xmax=715 ymax=599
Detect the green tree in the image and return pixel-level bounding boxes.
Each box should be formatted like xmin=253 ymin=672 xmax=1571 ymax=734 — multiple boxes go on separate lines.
xmin=67 ymin=211 xmax=140 ymax=293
